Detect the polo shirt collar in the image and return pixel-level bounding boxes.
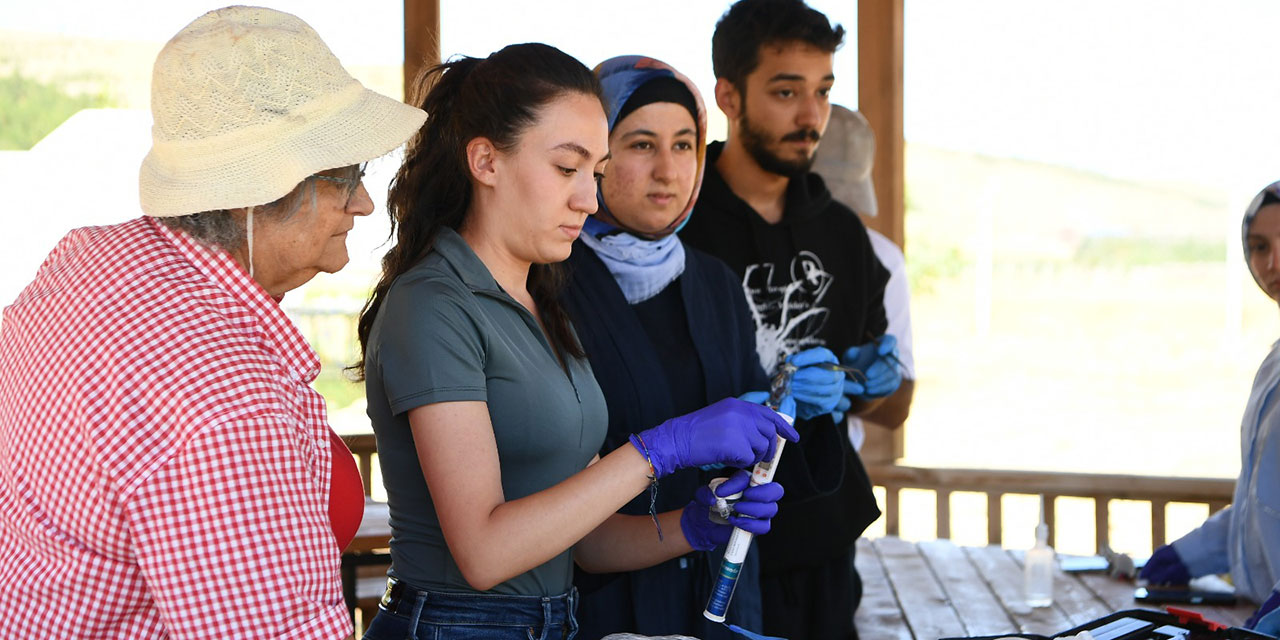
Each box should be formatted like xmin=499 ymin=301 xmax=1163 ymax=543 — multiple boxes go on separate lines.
xmin=147 ymin=217 xmax=322 ymax=382
xmin=432 ymin=227 xmax=505 ymax=295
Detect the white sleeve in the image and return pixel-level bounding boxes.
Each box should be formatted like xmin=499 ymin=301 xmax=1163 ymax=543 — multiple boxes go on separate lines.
xmin=867 ymin=229 xmax=914 ymax=378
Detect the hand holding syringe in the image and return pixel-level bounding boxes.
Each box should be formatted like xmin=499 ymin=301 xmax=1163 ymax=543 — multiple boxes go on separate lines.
xmin=704 ymin=362 xmax=797 ymax=624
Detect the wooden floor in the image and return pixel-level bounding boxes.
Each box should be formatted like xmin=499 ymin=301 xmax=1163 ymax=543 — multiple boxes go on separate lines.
xmin=855 ymin=536 xmax=1256 ymax=639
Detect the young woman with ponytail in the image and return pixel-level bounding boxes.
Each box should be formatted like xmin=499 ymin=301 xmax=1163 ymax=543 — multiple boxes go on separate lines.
xmin=354 ymin=43 xmax=798 ymax=640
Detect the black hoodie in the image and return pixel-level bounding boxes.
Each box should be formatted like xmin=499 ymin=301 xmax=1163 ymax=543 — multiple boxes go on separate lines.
xmin=680 ymin=141 xmax=889 ymax=573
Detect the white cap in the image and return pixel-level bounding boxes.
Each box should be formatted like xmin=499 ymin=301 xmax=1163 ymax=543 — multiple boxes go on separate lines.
xmin=812 ymin=104 xmax=877 ymax=216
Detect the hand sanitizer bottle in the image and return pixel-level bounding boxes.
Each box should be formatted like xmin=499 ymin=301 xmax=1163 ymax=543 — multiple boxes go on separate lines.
xmin=1024 ymin=500 xmax=1054 ymax=608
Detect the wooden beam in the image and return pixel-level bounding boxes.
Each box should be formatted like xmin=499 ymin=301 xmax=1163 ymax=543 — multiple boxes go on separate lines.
xmin=867 ymin=465 xmax=1236 ymax=504
xmin=403 ymin=0 xmax=441 ymax=104
xmin=858 ymin=0 xmax=905 ymax=250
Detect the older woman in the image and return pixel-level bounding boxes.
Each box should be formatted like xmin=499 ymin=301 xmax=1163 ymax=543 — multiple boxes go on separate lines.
xmin=1139 ymin=182 xmax=1280 ymax=636
xmin=0 ymin=7 xmax=424 ymax=638
xmin=561 ymin=55 xmax=846 ymax=640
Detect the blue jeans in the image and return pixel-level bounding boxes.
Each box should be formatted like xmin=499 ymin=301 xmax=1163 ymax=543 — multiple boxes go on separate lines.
xmin=362 ymin=579 xmax=579 ymax=640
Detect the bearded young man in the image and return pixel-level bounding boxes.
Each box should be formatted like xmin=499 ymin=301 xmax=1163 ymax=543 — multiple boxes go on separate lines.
xmin=680 ymin=1 xmax=905 ymax=637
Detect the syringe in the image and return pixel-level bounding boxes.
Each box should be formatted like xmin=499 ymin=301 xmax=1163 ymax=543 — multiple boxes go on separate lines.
xmin=703 ymin=362 xmax=796 ymax=623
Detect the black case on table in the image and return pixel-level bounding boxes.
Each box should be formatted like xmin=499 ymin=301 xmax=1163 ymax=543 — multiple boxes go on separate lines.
xmin=939 ymin=608 xmax=1275 ymax=640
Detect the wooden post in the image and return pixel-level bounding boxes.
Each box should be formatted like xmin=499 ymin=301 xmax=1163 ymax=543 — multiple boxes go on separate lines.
xmin=935 ymin=489 xmax=951 ymax=540
xmin=1043 ymin=494 xmax=1058 ymax=549
xmin=885 ymin=485 xmax=901 ymax=536
xmin=987 ymin=493 xmax=1002 ymax=546
xmin=1151 ymin=499 xmax=1167 ymax=549
xmin=1095 ymin=497 xmax=1110 ymax=553
xmin=403 ymin=0 xmax=441 ymax=104
xmin=858 ymin=0 xmax=905 ymax=250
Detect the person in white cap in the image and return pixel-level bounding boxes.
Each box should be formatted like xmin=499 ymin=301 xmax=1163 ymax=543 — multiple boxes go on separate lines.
xmin=0 ymin=6 xmax=424 ymax=638
xmin=811 ymin=104 xmax=916 ymax=454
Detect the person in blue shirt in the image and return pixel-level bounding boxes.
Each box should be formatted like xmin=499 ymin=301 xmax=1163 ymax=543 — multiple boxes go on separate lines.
xmin=1140 ymin=181 xmax=1280 ymax=635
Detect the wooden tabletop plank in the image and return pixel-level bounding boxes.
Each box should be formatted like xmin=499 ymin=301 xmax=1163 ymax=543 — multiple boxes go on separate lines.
xmin=917 ymin=539 xmax=1016 ymax=637
xmin=345 ymin=500 xmax=391 ymax=553
xmin=1187 ymin=576 xmax=1258 ymax=629
xmin=962 ymin=544 xmax=1071 ymax=636
xmin=859 ymin=537 xmax=1261 ymax=639
xmin=854 ymin=538 xmax=915 ymax=640
xmin=1202 ymin=601 xmax=1253 ymax=629
xmin=874 ymin=536 xmax=968 ymax=640
xmin=1006 ymin=549 xmax=1112 ymax=627
xmin=1074 ymin=571 xmax=1154 ymax=613
xmin=1074 ymin=571 xmax=1257 ymax=631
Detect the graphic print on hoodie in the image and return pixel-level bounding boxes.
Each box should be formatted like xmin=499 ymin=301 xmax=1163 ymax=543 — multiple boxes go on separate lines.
xmin=681 ymin=142 xmax=890 ymax=374
xmin=743 ymin=249 xmax=834 ymax=373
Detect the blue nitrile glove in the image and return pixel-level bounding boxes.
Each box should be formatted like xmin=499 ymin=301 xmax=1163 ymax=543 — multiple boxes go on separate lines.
xmin=680 ymin=470 xmax=786 ymax=551
xmin=1246 ymin=590 xmax=1280 ymax=632
xmin=787 ymin=347 xmax=844 ymax=420
xmin=841 ymin=334 xmax=903 ymax=399
xmin=1138 ymin=544 xmax=1191 ymax=585
xmin=631 ymin=398 xmax=799 ymax=478
xmin=831 ymin=394 xmax=852 ymax=424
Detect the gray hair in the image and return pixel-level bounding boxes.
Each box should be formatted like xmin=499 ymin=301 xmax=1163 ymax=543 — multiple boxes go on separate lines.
xmin=158 ymin=164 xmax=363 ymax=252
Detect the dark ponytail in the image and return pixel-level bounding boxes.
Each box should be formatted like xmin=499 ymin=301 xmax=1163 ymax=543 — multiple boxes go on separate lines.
xmin=352 ymin=43 xmax=602 ymax=380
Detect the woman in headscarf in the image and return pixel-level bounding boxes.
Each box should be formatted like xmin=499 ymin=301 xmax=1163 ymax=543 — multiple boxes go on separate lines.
xmin=1139 ymin=182 xmax=1280 ymax=635
xmin=561 ymin=55 xmax=847 ymax=640
xmin=0 ymin=7 xmax=425 ymax=638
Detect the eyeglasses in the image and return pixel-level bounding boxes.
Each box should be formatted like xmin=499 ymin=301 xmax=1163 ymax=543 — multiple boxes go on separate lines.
xmin=312 ymin=163 xmax=367 ymax=208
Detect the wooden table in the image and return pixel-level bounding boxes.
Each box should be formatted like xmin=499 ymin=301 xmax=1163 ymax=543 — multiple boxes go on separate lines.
xmin=341 ymin=499 xmax=393 ymax=625
xmin=855 ymin=536 xmax=1256 ymax=639
xmin=347 ymin=499 xmax=391 ymax=553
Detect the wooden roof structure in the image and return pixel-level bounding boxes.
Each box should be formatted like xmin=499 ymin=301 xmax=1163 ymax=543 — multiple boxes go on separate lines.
xmin=401 ymin=0 xmax=906 ymax=249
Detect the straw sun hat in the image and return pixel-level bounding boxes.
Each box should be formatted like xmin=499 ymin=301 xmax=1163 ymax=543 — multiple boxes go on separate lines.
xmin=139 ymin=5 xmax=426 ymax=217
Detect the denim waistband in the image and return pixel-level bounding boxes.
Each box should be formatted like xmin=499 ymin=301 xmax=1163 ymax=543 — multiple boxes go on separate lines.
xmin=381 ymin=576 xmax=578 ymax=626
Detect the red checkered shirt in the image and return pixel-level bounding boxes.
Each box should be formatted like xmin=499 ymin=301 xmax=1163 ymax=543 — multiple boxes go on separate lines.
xmin=0 ymin=217 xmax=352 ymax=638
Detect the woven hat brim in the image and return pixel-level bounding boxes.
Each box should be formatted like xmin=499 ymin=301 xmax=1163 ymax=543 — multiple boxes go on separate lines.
xmin=140 ymin=83 xmax=425 ymax=217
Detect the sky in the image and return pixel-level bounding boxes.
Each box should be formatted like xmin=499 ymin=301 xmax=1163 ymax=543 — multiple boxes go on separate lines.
xmin=4 ymin=0 xmax=1278 ymax=193
xmin=4 ymin=0 xmax=1280 ymax=298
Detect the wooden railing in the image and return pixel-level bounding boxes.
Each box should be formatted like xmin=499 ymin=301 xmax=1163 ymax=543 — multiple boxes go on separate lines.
xmin=866 ymin=464 xmax=1234 ymax=551
xmin=342 ymin=433 xmax=378 ymax=497
xmin=337 ymin=435 xmax=1236 ymax=553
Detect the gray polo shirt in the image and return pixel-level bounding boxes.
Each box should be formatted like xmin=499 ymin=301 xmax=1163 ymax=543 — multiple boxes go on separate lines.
xmin=365 ymin=227 xmax=608 ymax=596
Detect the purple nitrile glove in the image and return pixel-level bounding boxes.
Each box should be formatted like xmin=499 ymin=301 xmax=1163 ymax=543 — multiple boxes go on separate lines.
xmin=630 ymin=397 xmax=799 ymax=478
xmin=1246 ymin=590 xmax=1280 ymax=632
xmin=1138 ymin=544 xmax=1191 ymax=585
xmin=737 ymin=390 xmax=797 ymax=419
xmin=702 ymin=393 xmax=796 ymax=471
xmin=842 ymin=334 xmax=903 ymax=399
xmin=680 ymin=470 xmax=786 ymax=551
xmin=788 ymin=347 xmax=844 ymax=420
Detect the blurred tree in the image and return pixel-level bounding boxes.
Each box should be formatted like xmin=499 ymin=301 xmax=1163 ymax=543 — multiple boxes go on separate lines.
xmin=0 ymin=71 xmax=113 ymax=150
